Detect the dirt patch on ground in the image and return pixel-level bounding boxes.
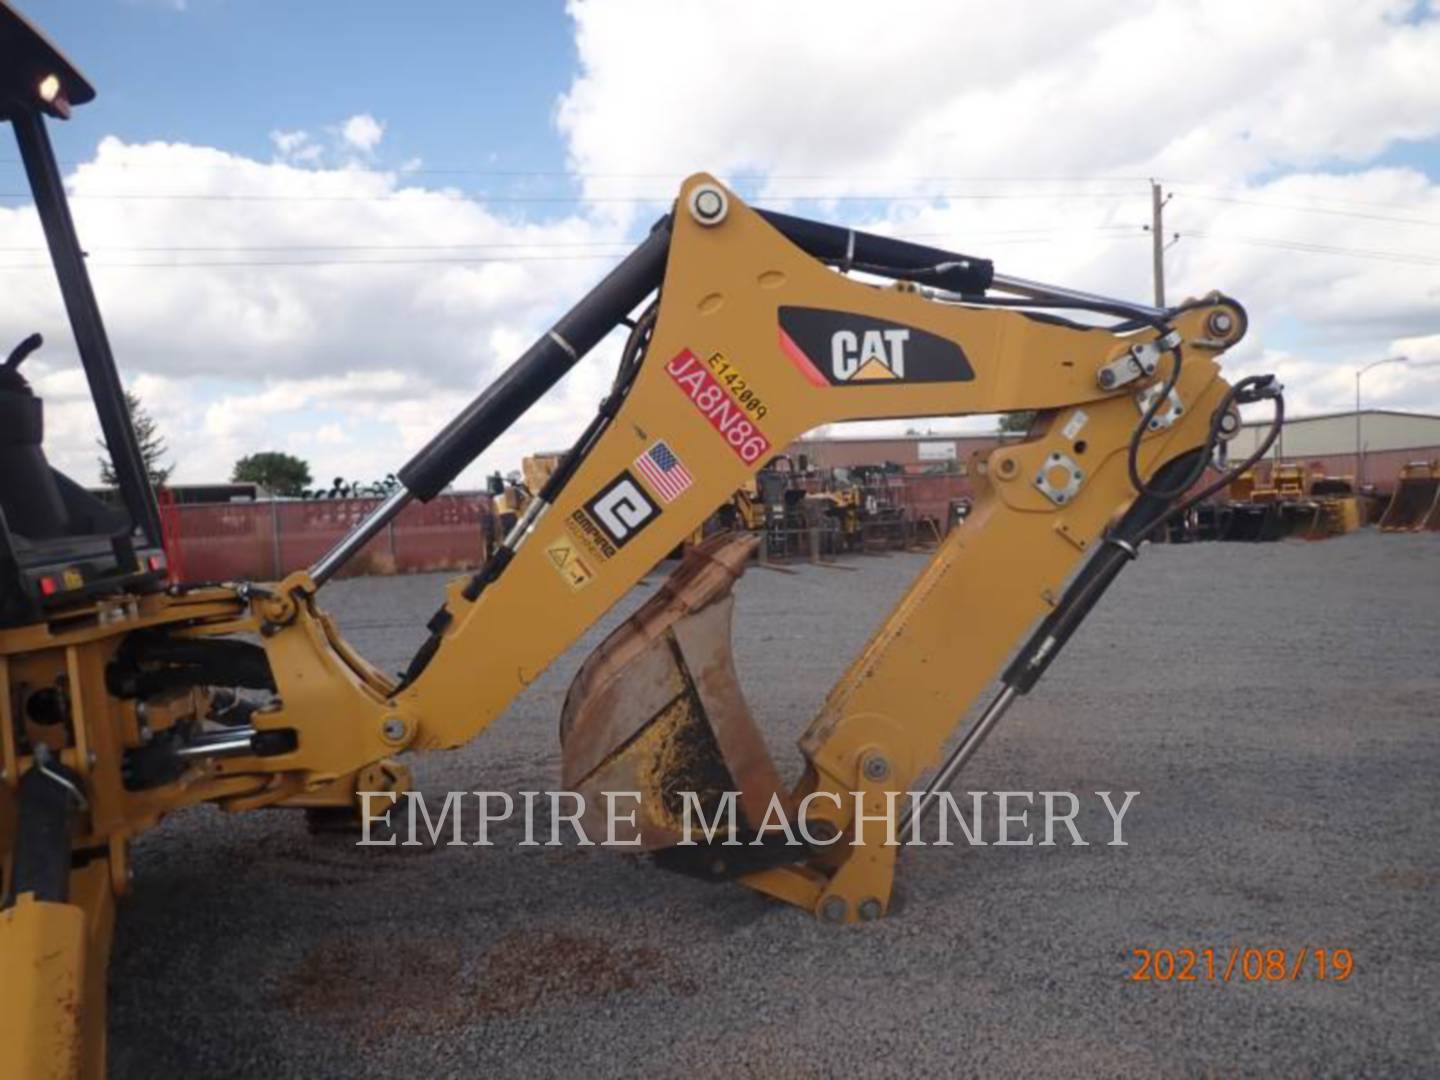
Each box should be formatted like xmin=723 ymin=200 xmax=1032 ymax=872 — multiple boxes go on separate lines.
xmin=1374 ymin=868 xmax=1438 ymax=890
xmin=274 ymin=927 xmax=695 ymax=1039
xmin=274 ymin=936 xmax=464 ymax=1038
xmin=474 ymin=928 xmax=697 ymax=1017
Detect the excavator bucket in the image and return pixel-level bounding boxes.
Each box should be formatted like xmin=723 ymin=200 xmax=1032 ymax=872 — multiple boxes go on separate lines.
xmin=1277 ymin=500 xmax=1322 ymax=539
xmin=1425 ymin=495 xmax=1440 ymax=531
xmin=1378 ymin=462 xmax=1440 ymax=532
xmin=559 ymin=533 xmax=790 ymax=848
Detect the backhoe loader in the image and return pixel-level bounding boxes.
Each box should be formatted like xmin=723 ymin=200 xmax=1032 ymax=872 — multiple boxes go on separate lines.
xmin=0 ymin=3 xmax=1283 ymax=1075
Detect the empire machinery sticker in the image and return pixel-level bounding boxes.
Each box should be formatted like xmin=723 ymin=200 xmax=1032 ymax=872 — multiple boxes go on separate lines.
xmin=665 ymin=348 xmax=773 ymax=464
xmin=777 ymin=307 xmax=974 ymax=387
xmin=564 ymin=469 xmax=661 ymax=568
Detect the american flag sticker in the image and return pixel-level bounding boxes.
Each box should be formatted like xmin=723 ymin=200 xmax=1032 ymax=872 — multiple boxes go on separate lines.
xmin=634 ymin=440 xmax=694 ymax=503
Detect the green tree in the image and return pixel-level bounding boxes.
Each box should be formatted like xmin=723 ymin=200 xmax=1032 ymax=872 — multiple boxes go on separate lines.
xmin=97 ymin=389 xmax=173 ymax=487
xmin=998 ymin=410 xmax=1037 ymax=434
xmin=232 ymin=451 xmax=313 ymax=496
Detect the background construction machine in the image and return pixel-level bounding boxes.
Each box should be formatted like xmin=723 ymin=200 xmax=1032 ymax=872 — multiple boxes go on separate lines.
xmin=1378 ymin=461 xmax=1440 ymax=531
xmin=0 ymin=3 xmax=1284 ymax=1075
xmin=1198 ymin=464 xmax=1367 ymax=542
xmin=714 ymin=458 xmax=929 ymax=561
xmin=486 ymin=453 xmax=565 ymax=558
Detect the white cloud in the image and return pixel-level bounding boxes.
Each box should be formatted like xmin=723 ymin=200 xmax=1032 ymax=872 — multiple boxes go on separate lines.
xmin=2 ymin=135 xmax=631 ymax=486
xmin=560 ymin=0 xmax=1440 ymax=190
xmin=269 ymin=128 xmax=322 ymax=163
xmin=340 ymin=113 xmax=385 ymax=154
xmin=557 ymin=0 xmax=1440 ymax=421
xmin=273 ymin=118 xmax=390 ymax=165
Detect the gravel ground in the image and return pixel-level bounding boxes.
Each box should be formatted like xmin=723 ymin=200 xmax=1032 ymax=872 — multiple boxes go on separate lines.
xmin=110 ymin=530 xmax=1440 ymax=1078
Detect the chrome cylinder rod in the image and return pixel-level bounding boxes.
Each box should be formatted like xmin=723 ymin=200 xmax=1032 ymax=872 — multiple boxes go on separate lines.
xmin=308 ymin=487 xmax=412 ymax=587
xmin=899 ymin=684 xmax=1019 ymax=836
xmin=989 ymin=271 xmax=1168 ymax=320
xmin=171 ymin=728 xmax=259 ymax=760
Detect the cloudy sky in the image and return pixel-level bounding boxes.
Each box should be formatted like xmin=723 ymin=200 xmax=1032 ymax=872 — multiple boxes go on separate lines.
xmin=4 ymin=0 xmax=1438 ymax=490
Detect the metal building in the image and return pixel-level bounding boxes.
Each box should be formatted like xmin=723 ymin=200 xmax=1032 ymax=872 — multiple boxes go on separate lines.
xmin=785 ymin=432 xmax=1019 ymax=473
xmin=789 ymin=410 xmax=1440 ymax=494
xmin=1227 ymin=409 xmax=1440 ymax=490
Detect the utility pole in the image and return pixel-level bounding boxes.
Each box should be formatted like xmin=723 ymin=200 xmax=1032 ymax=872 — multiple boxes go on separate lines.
xmin=1150 ymin=179 xmax=1167 ymax=308
xmin=1355 ymin=355 xmax=1408 ymax=486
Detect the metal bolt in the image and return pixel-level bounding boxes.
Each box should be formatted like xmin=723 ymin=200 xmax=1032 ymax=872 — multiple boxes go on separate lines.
xmin=1207 ymin=310 xmax=1235 ymax=336
xmin=862 ymin=754 xmax=890 ymax=782
xmin=1098 ymin=370 xmax=1116 ymax=389
xmin=689 ymin=184 xmax=728 ymax=225
xmin=380 ymin=716 xmax=407 ymax=743
xmin=998 ymin=458 xmax=1016 ymax=477
xmin=858 ymin=898 xmax=884 ymax=922
xmin=820 ymin=896 xmax=848 ymax=923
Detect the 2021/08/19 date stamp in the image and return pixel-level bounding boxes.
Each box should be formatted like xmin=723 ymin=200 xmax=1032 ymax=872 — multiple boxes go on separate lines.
xmin=1129 ymin=947 xmax=1354 ymax=983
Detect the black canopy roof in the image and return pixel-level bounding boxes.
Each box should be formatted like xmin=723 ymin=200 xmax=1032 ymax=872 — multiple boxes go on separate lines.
xmin=0 ymin=1 xmax=95 ymax=121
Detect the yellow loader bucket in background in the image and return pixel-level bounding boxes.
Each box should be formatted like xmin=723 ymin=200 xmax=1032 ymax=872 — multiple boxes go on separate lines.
xmin=1318 ymin=496 xmax=1365 ymax=537
xmin=1302 ymin=476 xmax=1365 ymax=540
xmin=1424 ymin=482 xmax=1440 ymax=531
xmin=1378 ymin=462 xmax=1440 ymax=532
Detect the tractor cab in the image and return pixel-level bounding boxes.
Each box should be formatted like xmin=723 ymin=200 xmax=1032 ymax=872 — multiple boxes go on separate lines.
xmin=0 ymin=1 xmax=168 ymax=626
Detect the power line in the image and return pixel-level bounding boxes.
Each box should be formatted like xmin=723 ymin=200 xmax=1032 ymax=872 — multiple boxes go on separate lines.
xmin=1170 ymin=182 xmax=1435 ymax=215
xmin=0 ymin=227 xmax=1146 ymax=268
xmin=1176 ymin=229 xmax=1440 ymax=266
xmin=0 ymin=253 xmax=632 ymax=269
xmin=0 ymin=240 xmax=640 ymax=253
xmin=3 ymin=158 xmax=1429 ymax=218
xmin=0 ymin=225 xmax=1140 ymax=254
xmin=3 ymin=177 xmax=1427 ymax=228
xmin=3 ymin=225 xmax=1422 ymax=270
xmin=0 ymin=159 xmax=1148 ymax=184
xmin=1174 ymin=191 xmax=1440 ymax=227
xmin=0 ymin=189 xmax=1144 ymax=204
xmin=0 ymin=234 xmax=1148 ymax=270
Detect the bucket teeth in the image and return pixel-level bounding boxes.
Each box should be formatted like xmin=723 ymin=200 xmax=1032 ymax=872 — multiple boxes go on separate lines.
xmin=560 ymin=532 xmax=790 ymax=848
